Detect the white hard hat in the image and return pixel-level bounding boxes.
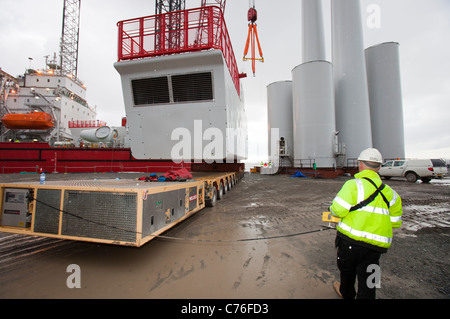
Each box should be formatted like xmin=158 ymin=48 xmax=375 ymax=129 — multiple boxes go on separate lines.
xmin=357 ymin=148 xmax=383 ymax=164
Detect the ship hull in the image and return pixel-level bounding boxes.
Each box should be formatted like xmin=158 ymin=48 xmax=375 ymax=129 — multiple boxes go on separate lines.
xmin=0 ymin=142 xmax=188 ymax=173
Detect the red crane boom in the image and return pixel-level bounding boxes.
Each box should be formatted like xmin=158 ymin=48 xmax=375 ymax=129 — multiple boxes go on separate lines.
xmin=201 ymin=0 xmax=226 ymax=14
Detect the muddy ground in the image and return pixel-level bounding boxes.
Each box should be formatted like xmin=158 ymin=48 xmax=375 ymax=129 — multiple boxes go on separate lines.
xmin=0 ymin=171 xmax=449 ymax=299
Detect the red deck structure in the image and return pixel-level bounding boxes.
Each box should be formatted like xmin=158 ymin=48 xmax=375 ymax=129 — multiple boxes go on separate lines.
xmin=117 ymin=6 xmax=241 ymax=95
xmin=68 ymin=120 xmax=107 ymax=128
xmin=0 ymin=142 xmax=188 ymax=174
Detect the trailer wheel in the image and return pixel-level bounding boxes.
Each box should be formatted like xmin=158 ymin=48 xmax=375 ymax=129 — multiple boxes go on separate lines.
xmin=217 ymin=182 xmax=224 ymax=200
xmin=223 ymin=180 xmax=228 ymax=194
xmin=206 ymin=187 xmax=217 ymax=207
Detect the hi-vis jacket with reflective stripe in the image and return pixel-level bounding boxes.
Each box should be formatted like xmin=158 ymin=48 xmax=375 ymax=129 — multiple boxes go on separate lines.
xmin=330 ymin=170 xmax=403 ymax=250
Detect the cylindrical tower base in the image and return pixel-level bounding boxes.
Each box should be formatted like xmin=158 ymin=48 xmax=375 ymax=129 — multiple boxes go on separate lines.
xmin=292 ymin=61 xmax=336 ymax=168
xmin=365 ymin=42 xmax=405 ymax=160
xmin=332 ymin=0 xmax=373 ymax=161
xmin=267 ymin=81 xmax=294 ymax=159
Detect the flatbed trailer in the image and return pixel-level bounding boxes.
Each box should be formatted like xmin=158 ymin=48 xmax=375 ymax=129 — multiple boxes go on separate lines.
xmin=0 ymin=171 xmax=242 ymax=247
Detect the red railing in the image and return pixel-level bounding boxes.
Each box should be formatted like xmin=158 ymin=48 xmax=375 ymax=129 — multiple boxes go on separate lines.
xmin=68 ymin=120 xmax=107 ymax=128
xmin=117 ymin=6 xmax=240 ymax=95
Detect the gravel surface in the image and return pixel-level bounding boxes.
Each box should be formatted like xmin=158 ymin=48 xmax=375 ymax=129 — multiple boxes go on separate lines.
xmin=0 ymin=172 xmax=448 ymax=299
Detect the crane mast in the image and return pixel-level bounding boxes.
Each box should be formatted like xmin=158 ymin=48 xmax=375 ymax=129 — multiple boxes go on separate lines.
xmin=60 ymin=0 xmax=81 ymax=79
xmin=155 ymin=0 xmax=185 ymax=14
xmin=154 ymin=0 xmax=185 ymax=51
xmin=201 ymin=0 xmax=226 ymax=14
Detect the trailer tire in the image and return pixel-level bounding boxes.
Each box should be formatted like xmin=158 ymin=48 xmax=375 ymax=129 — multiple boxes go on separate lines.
xmin=223 ymin=180 xmax=228 ymax=194
xmin=217 ymin=182 xmax=224 ymax=200
xmin=206 ymin=188 xmax=217 ymax=207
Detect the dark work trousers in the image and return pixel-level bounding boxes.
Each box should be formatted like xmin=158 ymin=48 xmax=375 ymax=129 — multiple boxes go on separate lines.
xmin=336 ymin=237 xmax=382 ymax=299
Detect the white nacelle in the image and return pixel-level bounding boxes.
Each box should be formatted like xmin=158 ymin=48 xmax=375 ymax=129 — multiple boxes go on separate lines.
xmin=114 ymin=50 xmax=247 ymax=163
xmin=80 ymin=126 xmax=118 ymax=143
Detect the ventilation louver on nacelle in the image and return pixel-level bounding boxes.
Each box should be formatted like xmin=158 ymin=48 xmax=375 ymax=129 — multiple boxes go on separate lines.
xmin=132 ymin=72 xmax=213 ymax=106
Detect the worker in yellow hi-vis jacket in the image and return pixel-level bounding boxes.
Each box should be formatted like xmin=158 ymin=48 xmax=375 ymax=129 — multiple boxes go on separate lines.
xmin=329 ymin=148 xmax=403 ymax=299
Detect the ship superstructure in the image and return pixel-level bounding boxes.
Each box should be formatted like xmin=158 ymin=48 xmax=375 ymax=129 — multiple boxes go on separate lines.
xmin=0 ymin=0 xmax=97 ymax=145
xmin=0 ymin=64 xmax=96 ymax=145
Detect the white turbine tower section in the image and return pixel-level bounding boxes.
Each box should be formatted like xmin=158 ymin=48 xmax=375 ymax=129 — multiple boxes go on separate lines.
xmin=291 ymin=0 xmax=335 ymax=168
xmin=332 ymin=0 xmax=372 ymax=161
xmin=365 ymin=42 xmax=405 ymax=160
xmin=302 ymin=0 xmax=326 ymax=62
xmin=267 ymin=81 xmax=293 ymax=160
xmin=293 ymin=61 xmax=336 ymax=168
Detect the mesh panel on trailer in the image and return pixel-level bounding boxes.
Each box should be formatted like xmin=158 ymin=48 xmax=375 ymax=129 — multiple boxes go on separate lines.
xmin=61 ymin=190 xmax=137 ymax=243
xmin=34 ymin=189 xmax=61 ymax=235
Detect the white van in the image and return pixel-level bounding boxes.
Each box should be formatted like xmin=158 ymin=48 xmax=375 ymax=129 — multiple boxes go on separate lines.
xmin=379 ymin=159 xmax=448 ymax=183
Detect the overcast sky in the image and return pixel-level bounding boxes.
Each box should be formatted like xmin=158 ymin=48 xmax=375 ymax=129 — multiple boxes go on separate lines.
xmin=1 ymin=0 xmax=449 ymax=161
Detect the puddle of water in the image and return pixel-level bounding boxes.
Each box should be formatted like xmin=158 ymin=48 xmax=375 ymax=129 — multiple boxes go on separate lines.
xmin=403 ymin=204 xmax=450 ymax=232
xmin=430 ymin=178 xmax=450 ymax=186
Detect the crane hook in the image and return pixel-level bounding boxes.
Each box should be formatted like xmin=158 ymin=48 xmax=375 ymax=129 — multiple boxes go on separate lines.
xmin=243 ymin=2 xmax=264 ymax=76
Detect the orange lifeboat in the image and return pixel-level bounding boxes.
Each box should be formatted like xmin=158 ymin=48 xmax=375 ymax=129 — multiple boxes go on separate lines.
xmin=1 ymin=112 xmax=54 ymax=130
